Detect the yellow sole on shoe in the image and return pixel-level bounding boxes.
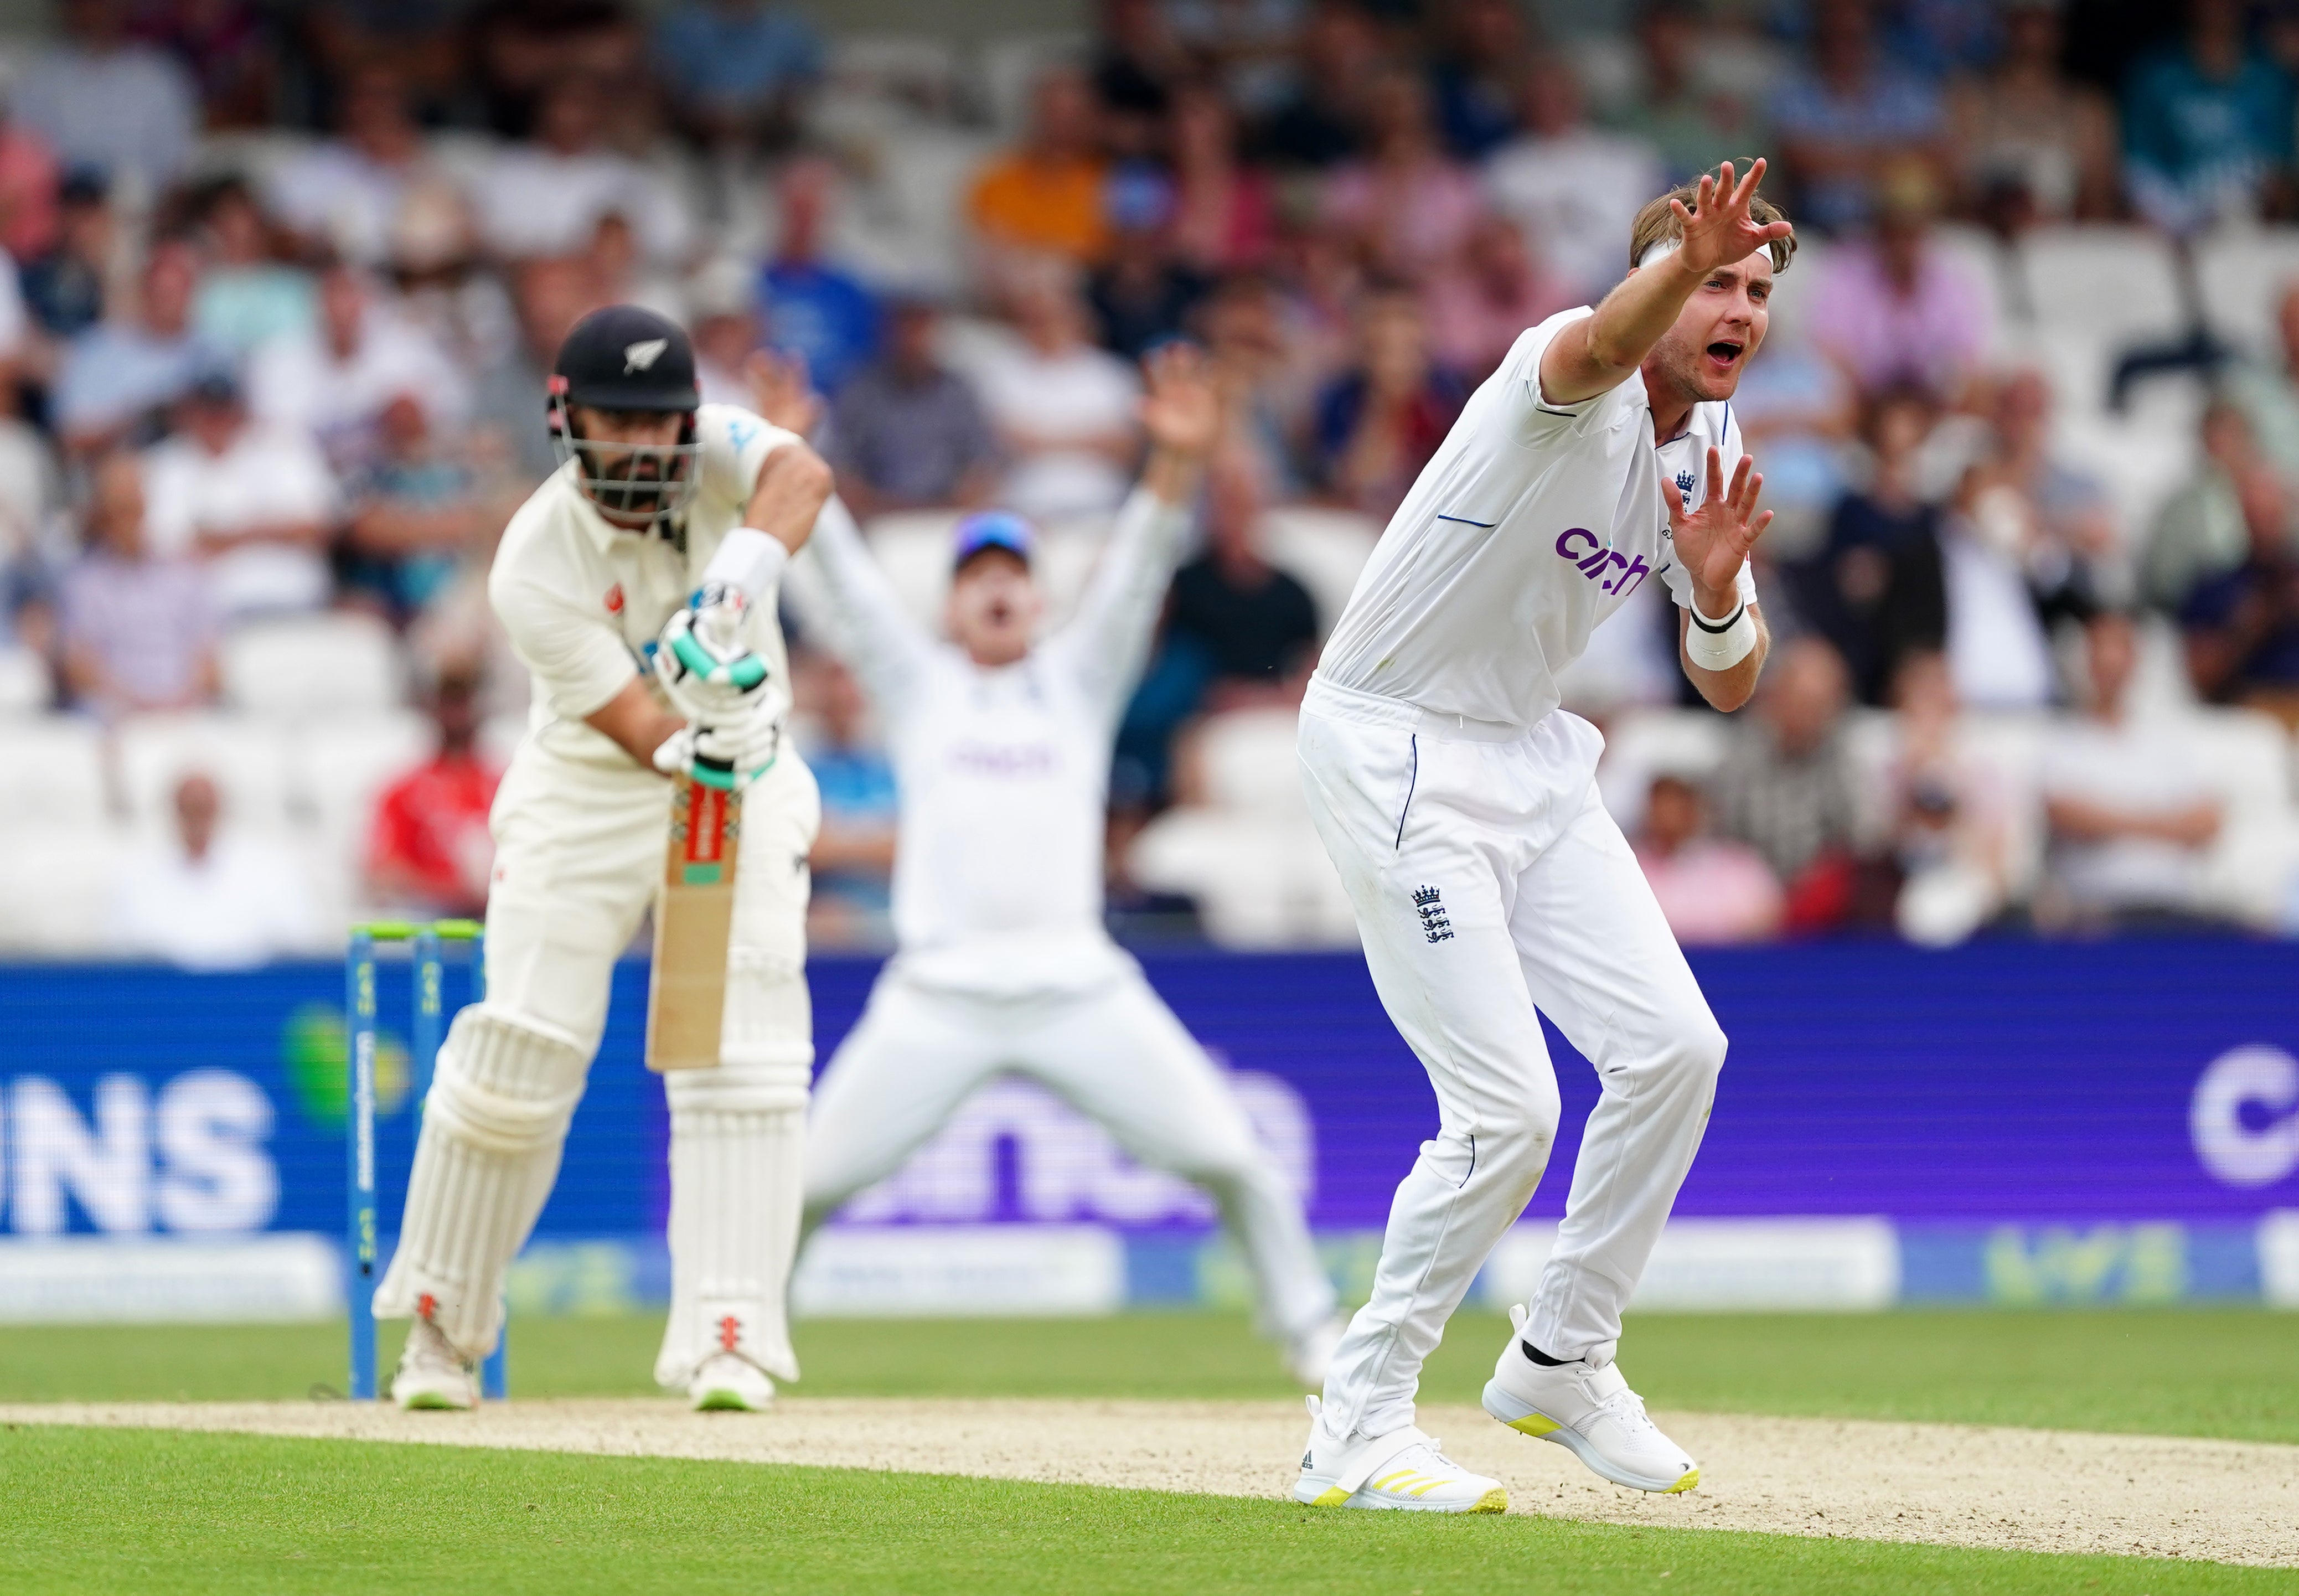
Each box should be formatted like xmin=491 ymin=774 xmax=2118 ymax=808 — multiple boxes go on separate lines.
xmin=1504 ymin=1412 xmax=1561 ymax=1437
xmin=1665 ymin=1468 xmax=1699 ymax=1494
xmin=1469 ymin=1487 xmax=1508 ymax=1514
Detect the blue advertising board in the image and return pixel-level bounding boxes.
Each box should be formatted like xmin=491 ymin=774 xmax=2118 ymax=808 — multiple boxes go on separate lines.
xmin=1 ymin=942 xmax=2295 ymax=1309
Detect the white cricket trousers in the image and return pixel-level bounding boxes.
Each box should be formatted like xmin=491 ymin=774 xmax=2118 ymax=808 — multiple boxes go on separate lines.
xmin=1296 ymin=676 xmax=1725 ymax=1444
xmin=803 ymin=967 xmax=1338 ymax=1345
xmin=376 ymin=744 xmax=820 ymax=1386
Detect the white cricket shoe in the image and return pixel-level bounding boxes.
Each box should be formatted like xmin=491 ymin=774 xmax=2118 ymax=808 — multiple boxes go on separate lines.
xmin=1481 ymin=1306 xmax=1698 ymax=1494
xmin=1291 ymin=1397 xmax=1506 ymax=1514
xmin=1282 ymin=1316 xmax=1347 ymax=1390
xmin=392 ymin=1316 xmax=478 ymax=1412
xmin=689 ymin=1351 xmax=775 ymax=1412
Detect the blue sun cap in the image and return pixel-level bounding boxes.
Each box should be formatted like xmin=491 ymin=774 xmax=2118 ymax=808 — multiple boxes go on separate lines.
xmin=951 ymin=510 xmax=1037 ymax=574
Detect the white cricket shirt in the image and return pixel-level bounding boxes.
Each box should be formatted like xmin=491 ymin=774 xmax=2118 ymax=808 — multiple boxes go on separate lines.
xmin=1318 ymin=307 xmax=1760 ymax=731
xmin=800 ymin=488 xmax=1187 ymax=996
xmin=489 ymin=403 xmax=803 ymax=772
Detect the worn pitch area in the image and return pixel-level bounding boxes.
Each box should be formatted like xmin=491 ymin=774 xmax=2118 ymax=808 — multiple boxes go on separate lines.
xmin=4 ymin=1397 xmax=2291 ymax=1568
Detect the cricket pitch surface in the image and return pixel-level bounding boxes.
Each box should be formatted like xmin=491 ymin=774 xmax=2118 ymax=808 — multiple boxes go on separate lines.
xmin=6 ymin=1397 xmax=2292 ymax=1568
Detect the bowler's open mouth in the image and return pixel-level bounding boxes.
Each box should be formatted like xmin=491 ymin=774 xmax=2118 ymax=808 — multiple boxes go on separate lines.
xmin=1705 ymin=339 xmax=1744 ymax=368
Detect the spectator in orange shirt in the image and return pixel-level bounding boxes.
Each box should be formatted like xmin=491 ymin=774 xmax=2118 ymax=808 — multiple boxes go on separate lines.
xmin=968 ymin=63 xmax=1110 ymax=265
xmin=366 ymin=668 xmax=500 ymax=920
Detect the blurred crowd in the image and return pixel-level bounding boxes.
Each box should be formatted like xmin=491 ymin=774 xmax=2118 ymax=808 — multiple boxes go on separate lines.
xmin=4 ymin=0 xmax=2299 ymax=964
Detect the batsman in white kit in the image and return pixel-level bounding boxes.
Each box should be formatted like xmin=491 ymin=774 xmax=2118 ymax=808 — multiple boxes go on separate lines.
xmin=1291 ymin=163 xmax=1795 ymax=1511
xmin=378 ymin=304 xmax=835 ymax=1413
xmin=794 ymin=347 xmax=1344 ymax=1383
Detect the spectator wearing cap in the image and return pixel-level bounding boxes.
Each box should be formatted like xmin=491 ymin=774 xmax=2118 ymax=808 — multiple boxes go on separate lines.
xmin=653 ymin=0 xmax=823 ymax=152
xmin=367 ymin=669 xmax=501 ymax=921
xmin=12 ymin=0 xmax=196 ymax=194
xmin=1484 ymin=59 xmax=1666 ymax=306
xmin=54 ymin=237 xmax=214 ymax=460
xmin=758 ymin=156 xmax=880 ymax=397
xmin=1088 ymin=166 xmax=1208 ymax=361
xmin=1633 ymin=772 xmax=1784 ymax=945
xmin=2039 ymin=612 xmax=2229 ymax=930
xmin=968 ymin=259 xmax=1140 ymax=521
xmin=249 ymin=259 xmax=468 ymax=476
xmin=825 ymin=292 xmax=1000 ymax=520
xmin=1770 ymin=0 xmax=1949 ymax=234
xmin=189 ymin=175 xmax=318 ymax=357
xmin=111 ymin=771 xmax=322 ymax=970
xmin=968 ymin=64 xmax=1112 ymax=266
xmin=20 ymin=167 xmax=111 ymax=343
xmin=140 ymin=365 xmax=339 ymax=622
xmin=59 ymin=450 xmax=216 ymax=718
xmin=268 ymin=63 xmax=465 ymax=268
xmin=2124 ymin=0 xmax=2296 ymax=235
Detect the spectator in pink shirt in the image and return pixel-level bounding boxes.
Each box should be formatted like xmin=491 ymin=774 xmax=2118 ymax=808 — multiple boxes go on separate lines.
xmin=1634 ymin=773 xmax=1785 ymax=945
xmin=1422 ymin=213 xmax=1569 ymax=381
xmin=1806 ymin=160 xmax=1995 ymax=407
xmin=1320 ymin=66 xmax=1486 ymax=285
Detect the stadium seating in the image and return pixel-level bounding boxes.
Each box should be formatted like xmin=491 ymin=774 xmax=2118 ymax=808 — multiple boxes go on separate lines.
xmin=113 ymin=712 xmax=297 ymax=834
xmin=0 ymin=822 xmax=123 ymax=955
xmin=219 ymin=612 xmax=405 ymax=716
xmin=293 ymin=710 xmax=436 ymax=858
xmin=1259 ymin=507 xmax=1380 ymax=635
xmin=1128 ymin=706 xmax=1356 ymax=948
xmin=0 ymin=715 xmax=108 ymax=825
xmin=2194 ymin=228 xmax=2299 ymax=350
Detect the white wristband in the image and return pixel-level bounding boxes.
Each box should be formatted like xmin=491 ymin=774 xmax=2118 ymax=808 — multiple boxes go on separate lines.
xmin=702 ymin=526 xmax=789 ymax=605
xmin=1685 ymin=595 xmax=1757 ymax=671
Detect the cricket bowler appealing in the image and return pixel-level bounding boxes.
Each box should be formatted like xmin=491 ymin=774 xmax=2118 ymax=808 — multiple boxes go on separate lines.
xmin=376 ymin=304 xmax=831 ymax=1413
xmin=795 ymin=347 xmax=1345 ymax=1385
xmin=1291 ymin=163 xmax=1793 ymax=1511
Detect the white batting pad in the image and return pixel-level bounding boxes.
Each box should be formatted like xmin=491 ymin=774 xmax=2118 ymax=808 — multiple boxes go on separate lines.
xmin=374 ymin=1008 xmax=587 ymax=1359
xmin=655 ymin=1077 xmax=804 ymax=1387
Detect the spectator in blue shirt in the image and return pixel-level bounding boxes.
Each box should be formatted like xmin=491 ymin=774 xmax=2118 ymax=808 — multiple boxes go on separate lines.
xmin=1772 ymin=0 xmax=1947 ymax=233
xmin=759 ymin=156 xmax=880 ymax=397
xmin=53 ymin=238 xmax=216 ymax=461
xmin=2123 ymin=0 xmax=2296 ymax=235
xmin=654 ymin=0 xmax=821 ymax=150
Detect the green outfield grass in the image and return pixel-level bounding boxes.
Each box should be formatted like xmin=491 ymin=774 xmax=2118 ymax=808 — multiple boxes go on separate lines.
xmin=3 ymin=1307 xmax=2295 ymax=1444
xmin=7 ymin=1425 xmax=2290 ymax=1596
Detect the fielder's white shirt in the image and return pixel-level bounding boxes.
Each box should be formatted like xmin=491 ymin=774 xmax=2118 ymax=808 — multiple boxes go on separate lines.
xmin=1318 ymin=307 xmax=1760 ymax=732
xmin=489 ymin=403 xmax=802 ymax=773
xmin=803 ymin=488 xmax=1188 ymax=996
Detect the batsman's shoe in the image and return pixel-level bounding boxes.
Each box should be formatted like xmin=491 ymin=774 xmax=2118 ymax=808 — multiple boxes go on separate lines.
xmin=392 ymin=1316 xmax=478 ymax=1412
xmin=1291 ymin=1397 xmax=1506 ymax=1514
xmin=689 ymin=1351 xmax=775 ymax=1412
xmin=1482 ymin=1306 xmax=1697 ymax=1494
xmin=1282 ymin=1316 xmax=1347 ymax=1391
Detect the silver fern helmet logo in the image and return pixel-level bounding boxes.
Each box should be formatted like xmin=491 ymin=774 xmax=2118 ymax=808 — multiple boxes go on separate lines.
xmin=623 ymin=337 xmax=669 ymax=373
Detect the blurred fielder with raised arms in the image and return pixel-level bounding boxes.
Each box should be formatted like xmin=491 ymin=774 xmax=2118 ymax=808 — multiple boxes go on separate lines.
xmin=1291 ymin=162 xmax=1793 ymax=1512
xmin=791 ymin=347 xmax=1345 ymax=1385
xmin=379 ymin=304 xmax=833 ymax=1413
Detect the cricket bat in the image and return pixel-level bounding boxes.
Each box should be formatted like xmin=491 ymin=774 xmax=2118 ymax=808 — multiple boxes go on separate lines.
xmin=647 ymin=771 xmax=742 ymax=1072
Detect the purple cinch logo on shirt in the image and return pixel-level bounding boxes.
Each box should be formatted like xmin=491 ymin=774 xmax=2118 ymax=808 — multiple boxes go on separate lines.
xmin=1556 ymin=529 xmax=1652 ymax=596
